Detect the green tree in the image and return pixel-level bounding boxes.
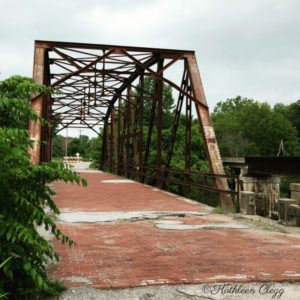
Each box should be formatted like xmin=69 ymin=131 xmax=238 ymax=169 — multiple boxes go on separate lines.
xmin=67 ymin=138 xmax=81 ymax=156
xmin=274 ymin=100 xmax=300 ymax=146
xmin=135 ymin=76 xmax=175 ymax=128
xmin=67 ymin=135 xmax=90 ymax=157
xmin=287 ymin=100 xmax=300 ymax=142
xmin=52 ymin=134 xmax=65 ymax=158
xmin=88 ymin=135 xmax=102 ymax=166
xmin=0 ymin=76 xmax=86 ymax=299
xmin=0 ymin=75 xmax=43 ymax=128
xmin=212 ymin=96 xmax=300 ymax=156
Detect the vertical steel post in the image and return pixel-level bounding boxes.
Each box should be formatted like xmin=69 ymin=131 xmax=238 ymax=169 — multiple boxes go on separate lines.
xmin=138 ymin=73 xmax=144 ymax=181
xmin=29 ymin=44 xmax=46 ymax=164
xmin=41 ymin=51 xmax=52 ymax=162
xmin=100 ymin=120 xmax=108 ymax=170
xmin=111 ymin=107 xmax=118 ymax=173
xmin=121 ymin=96 xmax=128 ymax=176
xmin=185 ymin=94 xmax=192 ymax=171
xmin=131 ymin=94 xmax=139 ymax=177
xmin=126 ymin=87 xmax=132 ymax=177
xmin=165 ymin=67 xmax=187 ymax=169
xmin=45 ymin=94 xmax=52 ymax=162
xmin=143 ymin=94 xmax=156 ymax=183
xmin=108 ymin=121 xmax=113 ymax=173
xmin=117 ymin=97 xmax=122 ymax=174
xmin=156 ymin=59 xmax=164 ymax=188
xmin=185 ymin=85 xmax=192 ymax=196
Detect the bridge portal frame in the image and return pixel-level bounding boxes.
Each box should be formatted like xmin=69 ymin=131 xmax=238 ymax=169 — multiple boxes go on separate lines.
xmin=29 ymin=40 xmax=231 ymax=207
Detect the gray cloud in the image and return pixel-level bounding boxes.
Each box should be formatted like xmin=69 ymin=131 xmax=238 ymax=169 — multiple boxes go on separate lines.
xmin=0 ymin=0 xmax=299 ymax=110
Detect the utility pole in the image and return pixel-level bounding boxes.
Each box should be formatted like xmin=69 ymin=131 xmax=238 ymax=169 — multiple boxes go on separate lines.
xmin=79 ymin=130 xmax=82 ymax=146
xmin=65 ymin=127 xmax=68 ymax=157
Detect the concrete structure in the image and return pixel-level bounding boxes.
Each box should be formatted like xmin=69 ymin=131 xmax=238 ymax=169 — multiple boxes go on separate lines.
xmin=277 ymin=183 xmax=300 ymax=226
xmin=242 ymin=176 xmax=280 ymax=218
xmin=291 ymin=183 xmax=300 ymax=206
xmin=239 ymin=191 xmax=256 ymax=215
xmin=239 ymin=180 xmax=300 ymax=227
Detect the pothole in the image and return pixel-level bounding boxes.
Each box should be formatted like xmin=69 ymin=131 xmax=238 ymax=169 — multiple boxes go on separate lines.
xmin=58 ymin=211 xmax=207 ymax=224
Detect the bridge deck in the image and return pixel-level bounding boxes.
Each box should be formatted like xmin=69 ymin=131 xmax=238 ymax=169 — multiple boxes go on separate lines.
xmin=50 ymin=168 xmax=300 ymax=290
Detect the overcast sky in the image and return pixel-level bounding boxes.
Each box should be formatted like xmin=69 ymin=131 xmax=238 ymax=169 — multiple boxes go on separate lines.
xmin=1 ymin=0 xmax=299 ymax=136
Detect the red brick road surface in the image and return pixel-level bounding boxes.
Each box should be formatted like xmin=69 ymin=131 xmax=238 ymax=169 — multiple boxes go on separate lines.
xmin=51 ymin=171 xmax=300 ymax=289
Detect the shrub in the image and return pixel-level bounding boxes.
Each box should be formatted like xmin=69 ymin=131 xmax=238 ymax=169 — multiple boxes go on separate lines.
xmin=0 ymin=76 xmax=87 ymax=299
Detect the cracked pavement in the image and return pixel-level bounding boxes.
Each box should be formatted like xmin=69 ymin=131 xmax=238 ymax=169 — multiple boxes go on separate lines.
xmin=48 ymin=165 xmax=300 ymax=299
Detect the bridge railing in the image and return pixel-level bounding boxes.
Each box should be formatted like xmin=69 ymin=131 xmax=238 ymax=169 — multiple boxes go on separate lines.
xmin=102 ymin=162 xmax=241 ymax=209
xmin=140 ymin=165 xmax=240 ymax=208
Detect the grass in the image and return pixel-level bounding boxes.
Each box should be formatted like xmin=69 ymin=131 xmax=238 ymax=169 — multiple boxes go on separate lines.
xmin=213 ymin=205 xmax=235 ymax=214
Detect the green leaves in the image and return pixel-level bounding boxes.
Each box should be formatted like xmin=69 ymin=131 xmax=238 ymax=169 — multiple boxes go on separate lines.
xmin=212 ymin=96 xmax=300 ymax=156
xmin=0 ymin=75 xmax=87 ymax=298
xmin=0 ymin=75 xmax=50 ymax=100
xmin=23 ymin=262 xmax=31 ymax=272
xmin=0 ymin=257 xmax=12 ymax=270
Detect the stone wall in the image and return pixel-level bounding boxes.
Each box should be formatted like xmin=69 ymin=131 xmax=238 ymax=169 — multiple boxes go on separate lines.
xmin=290 ymin=183 xmax=300 ymax=206
xmin=277 ymin=183 xmax=300 ymax=226
xmin=241 ymin=176 xmax=280 ymax=218
xmin=238 ymin=178 xmax=300 ymax=227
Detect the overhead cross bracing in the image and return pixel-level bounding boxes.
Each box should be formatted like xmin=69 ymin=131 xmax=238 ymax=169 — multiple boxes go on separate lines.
xmin=48 ymin=45 xmax=169 ymax=134
xmin=32 ymin=42 xmax=187 ymax=131
xmin=29 ymin=40 xmax=232 ymax=207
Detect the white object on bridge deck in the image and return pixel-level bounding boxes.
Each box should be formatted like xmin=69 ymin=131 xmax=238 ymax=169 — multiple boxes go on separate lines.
xmin=101 ymin=179 xmax=135 ymax=184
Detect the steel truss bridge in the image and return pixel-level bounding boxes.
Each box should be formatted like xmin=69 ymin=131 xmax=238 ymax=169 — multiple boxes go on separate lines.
xmin=29 ymin=40 xmax=233 ymax=207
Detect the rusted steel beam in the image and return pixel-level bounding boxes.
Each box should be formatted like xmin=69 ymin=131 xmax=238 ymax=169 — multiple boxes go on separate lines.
xmin=51 ymin=49 xmax=114 ymax=88
xmin=139 ymin=169 xmax=235 ymax=195
xmin=137 ymin=73 xmax=144 ymax=180
xmin=121 ymin=95 xmax=128 ymax=176
xmin=143 ymin=82 xmax=157 ymax=183
xmin=185 ymin=87 xmax=192 ymax=172
xmin=165 ymin=66 xmax=187 ymax=168
xmin=184 ymin=83 xmax=192 ymax=196
xmin=102 ymin=55 xmax=158 ymax=123
xmin=117 ymin=97 xmax=122 ymax=174
xmin=111 ymin=108 xmax=117 ymax=173
xmin=53 ymin=119 xmax=76 ymax=135
xmin=156 ymin=59 xmax=164 ymax=188
xmin=143 ymin=164 xmax=237 ymax=179
xmin=40 ymin=94 xmax=52 ymax=162
xmin=100 ymin=119 xmax=108 ymax=170
xmin=109 ymin=119 xmax=113 ymax=173
xmin=157 ymin=54 xmax=183 ymax=75
xmin=122 ymin=50 xmax=207 ymax=109
xmin=186 ymin=54 xmax=232 ymax=207
xmin=124 ymin=91 xmax=130 ymax=176
xmin=106 ymin=122 xmax=112 ymax=172
xmin=81 ymin=120 xmax=99 ymax=135
xmin=40 ymin=50 xmax=52 ymax=163
xmin=29 ymin=46 xmax=46 ymax=164
xmin=126 ymin=87 xmax=132 ymax=177
xmin=35 ymin=40 xmax=195 ymax=55
xmin=50 ymin=47 xmax=82 ymax=70
xmin=130 ymin=92 xmax=139 ymax=175
xmin=29 ymin=96 xmax=43 ymax=164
